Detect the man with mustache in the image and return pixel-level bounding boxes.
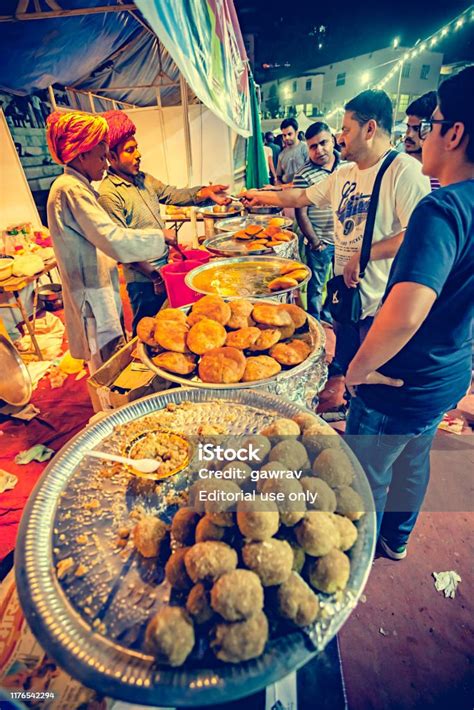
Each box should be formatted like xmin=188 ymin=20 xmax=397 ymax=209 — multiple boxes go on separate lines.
xmin=243 ymin=91 xmax=430 ymax=383
xmin=405 ymin=91 xmax=440 ymax=190
xmin=99 ymin=111 xmax=229 ymax=333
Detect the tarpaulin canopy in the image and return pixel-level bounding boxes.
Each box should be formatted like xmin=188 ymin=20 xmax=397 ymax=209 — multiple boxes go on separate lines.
xmin=0 ymin=0 xmax=252 ymax=136
xmin=135 ymin=0 xmax=251 ymax=137
xmin=0 ymin=0 xmax=139 ymax=95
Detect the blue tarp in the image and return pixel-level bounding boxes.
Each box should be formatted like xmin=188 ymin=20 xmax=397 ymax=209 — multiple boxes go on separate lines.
xmin=0 ymin=0 xmax=140 ymax=95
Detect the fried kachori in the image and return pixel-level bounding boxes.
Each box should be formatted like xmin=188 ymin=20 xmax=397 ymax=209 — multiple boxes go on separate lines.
xmin=225 ymin=326 xmax=261 ymax=350
xmin=187 ymin=318 xmax=227 ymax=355
xmin=269 ymin=339 xmax=312 ymax=365
xmin=152 ymin=352 xmax=197 ymax=375
xmin=278 ymin=304 xmax=307 ymax=329
xmin=282 ymin=269 xmax=308 ymax=283
xmin=249 ymin=328 xmax=282 ymax=351
xmin=154 ymin=319 xmax=189 ymax=353
xmin=190 ymin=295 xmax=231 ymax=325
xmin=252 ymin=303 xmax=293 ymax=327
xmin=267 ymin=276 xmax=299 ymax=291
xmin=136 ymin=317 xmax=156 ymax=346
xmin=241 ymin=355 xmax=281 ymax=382
xmin=198 ymin=346 xmax=246 ymax=384
xmin=227 ymin=299 xmax=254 ymax=329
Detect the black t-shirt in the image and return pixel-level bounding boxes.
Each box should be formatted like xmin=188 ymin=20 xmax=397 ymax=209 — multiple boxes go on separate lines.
xmin=359 ymin=179 xmax=474 ymax=420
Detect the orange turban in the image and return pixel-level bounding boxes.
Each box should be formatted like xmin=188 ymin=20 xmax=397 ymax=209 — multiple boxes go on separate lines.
xmin=101 ymin=110 xmax=136 ymax=150
xmin=46 ymin=111 xmax=109 ymax=165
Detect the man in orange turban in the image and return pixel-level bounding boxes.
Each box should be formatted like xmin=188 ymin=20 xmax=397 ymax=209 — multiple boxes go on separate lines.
xmin=45 ymin=111 xmax=176 ymax=371
xmin=46 ymin=111 xmax=109 ymax=166
xmin=99 ymin=109 xmax=230 ymax=333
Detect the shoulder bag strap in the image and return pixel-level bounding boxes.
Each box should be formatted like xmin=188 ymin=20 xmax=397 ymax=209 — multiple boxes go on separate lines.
xmin=359 ymin=149 xmax=399 ymax=278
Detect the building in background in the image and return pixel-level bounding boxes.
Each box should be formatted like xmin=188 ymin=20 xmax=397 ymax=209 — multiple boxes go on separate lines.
xmin=262 ymin=45 xmax=444 ymax=123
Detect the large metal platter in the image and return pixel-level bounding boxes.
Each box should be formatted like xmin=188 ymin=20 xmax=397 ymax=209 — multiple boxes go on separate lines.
xmin=185 ymin=256 xmax=310 ymax=299
xmin=216 ymin=215 xmax=293 ymax=233
xmin=0 ymin=334 xmax=32 ymax=406
xmin=203 ymin=230 xmax=299 ymax=260
xmin=138 ymin=302 xmax=327 ymax=409
xmin=16 ymin=388 xmax=375 ymax=707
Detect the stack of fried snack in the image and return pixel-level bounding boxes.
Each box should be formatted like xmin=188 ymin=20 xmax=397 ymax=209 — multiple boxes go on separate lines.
xmin=130 ymin=413 xmax=365 ymax=666
xmin=234 ymin=224 xmax=294 ymax=252
xmin=137 ymin=295 xmax=316 ymax=384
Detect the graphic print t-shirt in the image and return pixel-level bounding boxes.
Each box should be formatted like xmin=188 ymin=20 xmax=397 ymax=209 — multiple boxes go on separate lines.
xmin=305 ymin=152 xmax=430 ymax=317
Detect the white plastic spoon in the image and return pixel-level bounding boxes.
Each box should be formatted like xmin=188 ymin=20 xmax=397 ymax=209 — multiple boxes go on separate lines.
xmin=84 ymin=450 xmax=159 ymax=474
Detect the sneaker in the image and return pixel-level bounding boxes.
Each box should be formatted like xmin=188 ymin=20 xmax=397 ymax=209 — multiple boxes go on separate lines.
xmin=379 ymin=537 xmax=407 ymax=560
xmin=320 ymin=404 xmax=348 ymax=422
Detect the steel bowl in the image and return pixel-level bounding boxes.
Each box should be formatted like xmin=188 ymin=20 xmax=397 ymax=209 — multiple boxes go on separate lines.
xmin=184 ymin=256 xmax=311 ymax=300
xmin=198 ymin=204 xmax=243 ymax=219
xmin=246 ymin=205 xmax=282 ymax=215
xmin=216 ymin=215 xmax=293 ymax=233
xmin=0 ymin=334 xmax=32 ymax=406
xmin=203 ymin=230 xmax=299 ymax=260
xmin=16 ymin=387 xmax=376 ymax=707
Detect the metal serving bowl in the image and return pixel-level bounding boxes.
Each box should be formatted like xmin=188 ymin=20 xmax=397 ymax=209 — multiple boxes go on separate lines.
xmin=184 ymin=256 xmax=311 ymax=300
xmin=203 ymin=230 xmax=299 ymax=260
xmin=216 ymin=215 xmax=293 ymax=233
xmin=16 ymin=387 xmax=375 ymax=707
xmin=138 ymin=300 xmax=327 ymax=409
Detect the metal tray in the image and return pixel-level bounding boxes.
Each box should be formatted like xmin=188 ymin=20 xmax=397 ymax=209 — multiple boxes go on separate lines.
xmin=16 ymin=388 xmax=375 ymax=707
xmin=216 ymin=215 xmax=293 ymax=233
xmin=185 ymin=256 xmax=311 ymax=299
xmin=0 ymin=334 xmax=32 ymax=406
xmin=203 ymin=230 xmax=299 ymax=260
xmin=246 ymin=205 xmax=282 ymax=215
xmin=138 ymin=302 xmax=327 ymax=408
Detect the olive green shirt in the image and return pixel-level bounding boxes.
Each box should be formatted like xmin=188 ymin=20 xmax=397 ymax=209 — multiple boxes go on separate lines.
xmin=98 ymin=171 xmax=202 ymax=283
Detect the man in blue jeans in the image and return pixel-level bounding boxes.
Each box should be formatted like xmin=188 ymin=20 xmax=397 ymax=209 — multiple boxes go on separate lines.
xmin=294 ymin=122 xmax=342 ymax=321
xmin=345 ymin=67 xmax=474 ymax=560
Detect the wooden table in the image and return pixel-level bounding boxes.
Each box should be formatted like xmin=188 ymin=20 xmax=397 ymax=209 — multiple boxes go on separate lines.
xmin=0 ymin=259 xmax=58 ymax=360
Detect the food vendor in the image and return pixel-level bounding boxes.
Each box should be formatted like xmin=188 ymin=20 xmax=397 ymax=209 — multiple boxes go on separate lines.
xmin=46 ymin=110 xmax=176 ymax=372
xmin=98 ymin=110 xmax=230 ymax=333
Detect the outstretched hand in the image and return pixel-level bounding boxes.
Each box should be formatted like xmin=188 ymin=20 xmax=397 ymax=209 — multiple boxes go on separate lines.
xmin=198 ymin=184 xmax=231 ymax=205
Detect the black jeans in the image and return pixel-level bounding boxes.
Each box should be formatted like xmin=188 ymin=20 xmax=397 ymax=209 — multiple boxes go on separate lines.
xmin=127 ymin=281 xmax=167 ymax=336
xmin=332 ymin=316 xmax=374 ymax=376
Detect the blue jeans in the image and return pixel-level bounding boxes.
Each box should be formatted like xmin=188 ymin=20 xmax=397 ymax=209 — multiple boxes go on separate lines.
xmin=345 ymin=396 xmax=443 ymax=546
xmin=127 ymin=281 xmax=167 ymax=336
xmin=305 ymin=243 xmax=334 ymax=321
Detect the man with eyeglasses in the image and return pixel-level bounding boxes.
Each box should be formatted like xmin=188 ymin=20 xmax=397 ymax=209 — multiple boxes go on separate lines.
xmin=405 ymin=92 xmax=440 ymax=190
xmin=344 ymin=66 xmax=474 ymax=560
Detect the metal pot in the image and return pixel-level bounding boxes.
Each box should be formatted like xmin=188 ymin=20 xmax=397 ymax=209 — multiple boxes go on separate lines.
xmin=38 ymin=283 xmax=63 ymax=311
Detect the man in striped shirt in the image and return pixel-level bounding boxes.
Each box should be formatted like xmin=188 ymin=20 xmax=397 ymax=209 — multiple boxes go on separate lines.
xmin=294 ymin=122 xmax=342 ymax=321
xmin=405 ymin=92 xmax=441 ymax=190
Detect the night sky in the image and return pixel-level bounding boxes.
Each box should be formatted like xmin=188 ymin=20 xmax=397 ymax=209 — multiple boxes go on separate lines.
xmin=236 ymin=0 xmax=474 ymax=81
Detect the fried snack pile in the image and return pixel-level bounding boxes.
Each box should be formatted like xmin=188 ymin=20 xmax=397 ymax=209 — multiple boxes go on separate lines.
xmin=130 ymin=412 xmax=365 ymax=667
xmin=233 ymin=224 xmax=295 ymax=252
xmin=138 ymin=296 xmax=317 ymax=384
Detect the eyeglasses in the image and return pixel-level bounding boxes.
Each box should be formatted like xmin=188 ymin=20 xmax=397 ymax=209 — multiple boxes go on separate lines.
xmin=419 ymin=119 xmax=455 ymax=140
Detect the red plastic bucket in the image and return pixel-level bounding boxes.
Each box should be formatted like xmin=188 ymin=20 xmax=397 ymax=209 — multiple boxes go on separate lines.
xmin=161 ymin=259 xmax=205 ymax=307
xmin=169 ymin=248 xmax=211 ymax=264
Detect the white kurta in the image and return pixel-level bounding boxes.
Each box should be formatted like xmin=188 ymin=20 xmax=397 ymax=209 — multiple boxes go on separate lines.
xmin=47 ymin=166 xmax=167 ymax=360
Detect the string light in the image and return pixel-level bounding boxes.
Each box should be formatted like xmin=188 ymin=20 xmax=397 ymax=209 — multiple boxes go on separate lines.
xmin=322 ymin=6 xmax=473 ymax=125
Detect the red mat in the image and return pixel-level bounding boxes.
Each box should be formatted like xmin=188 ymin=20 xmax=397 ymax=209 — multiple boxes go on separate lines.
xmin=0 ymin=372 xmax=93 ymax=559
